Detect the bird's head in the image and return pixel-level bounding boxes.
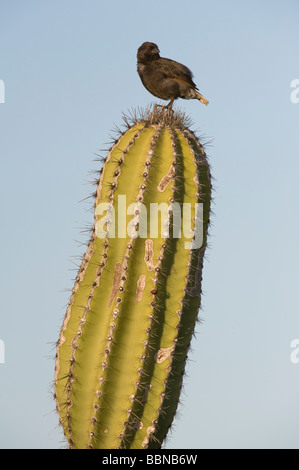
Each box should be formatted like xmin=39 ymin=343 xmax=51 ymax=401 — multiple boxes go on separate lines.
xmin=137 ymin=42 xmax=160 ymax=64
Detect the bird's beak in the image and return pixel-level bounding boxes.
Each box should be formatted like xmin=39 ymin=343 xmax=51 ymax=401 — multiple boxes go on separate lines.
xmin=152 ymin=47 xmax=160 ymax=54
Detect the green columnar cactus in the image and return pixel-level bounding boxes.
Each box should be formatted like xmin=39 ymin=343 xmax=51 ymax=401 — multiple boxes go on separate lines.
xmin=54 ymin=107 xmax=212 ymax=449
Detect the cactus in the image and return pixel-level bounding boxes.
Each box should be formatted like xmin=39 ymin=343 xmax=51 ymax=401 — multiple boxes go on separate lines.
xmin=54 ymin=106 xmax=212 ymax=449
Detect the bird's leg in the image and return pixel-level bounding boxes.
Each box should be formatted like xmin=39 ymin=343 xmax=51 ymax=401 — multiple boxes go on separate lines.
xmin=164 ymin=99 xmax=174 ymax=115
xmin=165 ymin=99 xmax=174 ymax=110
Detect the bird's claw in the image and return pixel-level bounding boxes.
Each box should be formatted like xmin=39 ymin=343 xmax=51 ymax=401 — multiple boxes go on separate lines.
xmin=153 ymin=102 xmax=174 ymax=116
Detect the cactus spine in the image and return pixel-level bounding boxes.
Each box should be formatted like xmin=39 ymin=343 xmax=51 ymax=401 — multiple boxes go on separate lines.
xmin=54 ymin=107 xmax=212 ymax=449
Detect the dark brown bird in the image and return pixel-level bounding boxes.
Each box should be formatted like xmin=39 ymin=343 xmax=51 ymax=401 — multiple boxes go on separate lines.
xmin=137 ymin=42 xmax=209 ymax=109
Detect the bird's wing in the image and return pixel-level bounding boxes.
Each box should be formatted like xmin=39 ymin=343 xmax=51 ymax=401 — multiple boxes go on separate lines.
xmin=158 ymin=58 xmax=198 ymax=89
xmin=167 ymin=76 xmax=198 ymax=89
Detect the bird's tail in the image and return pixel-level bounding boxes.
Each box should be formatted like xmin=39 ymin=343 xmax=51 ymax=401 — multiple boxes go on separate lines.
xmin=195 ymin=91 xmax=209 ymax=106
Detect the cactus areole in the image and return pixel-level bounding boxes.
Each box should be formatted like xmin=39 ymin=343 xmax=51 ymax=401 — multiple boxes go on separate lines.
xmin=54 ymin=107 xmax=212 ymax=449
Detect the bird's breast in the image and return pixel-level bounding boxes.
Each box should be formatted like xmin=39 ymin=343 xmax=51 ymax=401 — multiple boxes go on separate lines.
xmin=137 ymin=63 xmax=146 ymax=75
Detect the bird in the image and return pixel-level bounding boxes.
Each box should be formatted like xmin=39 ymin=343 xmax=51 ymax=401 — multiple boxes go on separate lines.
xmin=137 ymin=42 xmax=209 ymax=110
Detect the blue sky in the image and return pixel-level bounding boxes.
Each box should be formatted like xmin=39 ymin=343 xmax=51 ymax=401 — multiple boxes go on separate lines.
xmin=0 ymin=0 xmax=298 ymax=449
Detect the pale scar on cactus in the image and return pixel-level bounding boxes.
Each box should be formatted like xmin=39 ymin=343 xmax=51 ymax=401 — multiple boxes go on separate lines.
xmin=54 ymin=106 xmax=212 ymax=449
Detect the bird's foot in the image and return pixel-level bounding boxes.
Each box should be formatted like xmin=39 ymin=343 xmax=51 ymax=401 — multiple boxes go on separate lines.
xmin=153 ymin=101 xmax=174 ymax=115
xmin=153 ymin=103 xmax=164 ymax=112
